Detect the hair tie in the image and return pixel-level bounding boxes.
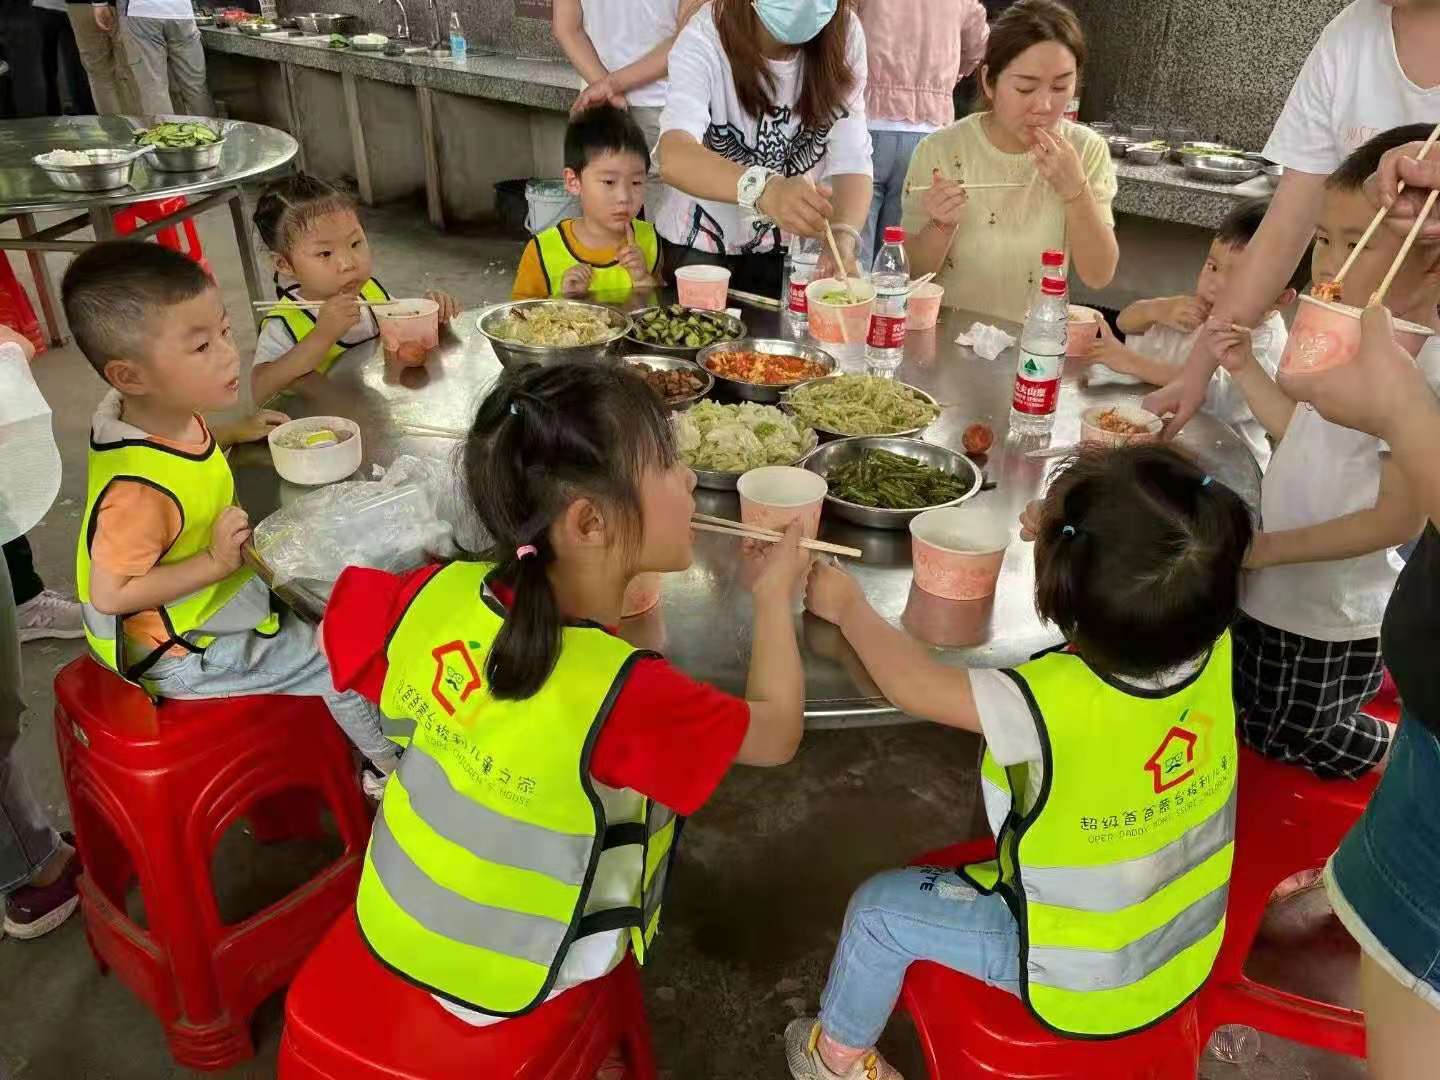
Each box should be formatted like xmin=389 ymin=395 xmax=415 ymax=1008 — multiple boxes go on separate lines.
xmin=516 ymin=544 xmax=538 ymax=560
xmin=1201 ymin=475 xmax=1213 ymax=487
xmin=1061 ymin=525 xmax=1077 ymax=537
xmin=509 ymin=402 xmax=520 ymax=416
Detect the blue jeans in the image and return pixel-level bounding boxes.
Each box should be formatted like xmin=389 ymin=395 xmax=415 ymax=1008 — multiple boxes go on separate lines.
xmin=818 ymin=865 xmax=1022 ymax=1048
xmin=862 ymin=129 xmax=928 ymax=267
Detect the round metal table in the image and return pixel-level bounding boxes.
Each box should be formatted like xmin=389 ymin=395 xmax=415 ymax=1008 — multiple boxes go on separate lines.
xmin=232 ymin=301 xmax=1261 ymax=725
xmin=0 ymin=115 xmax=298 ymax=344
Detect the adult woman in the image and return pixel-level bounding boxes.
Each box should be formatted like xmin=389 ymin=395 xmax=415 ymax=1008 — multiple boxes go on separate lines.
xmin=656 ymin=0 xmax=873 ymax=295
xmin=900 ymin=0 xmax=1117 ymax=323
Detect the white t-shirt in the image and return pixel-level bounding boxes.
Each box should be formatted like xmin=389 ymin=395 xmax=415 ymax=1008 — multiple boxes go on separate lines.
xmin=657 ymin=7 xmax=872 ymax=255
xmin=124 ymin=0 xmax=199 ymax=21
xmin=1263 ymin=0 xmax=1440 ymax=175
xmin=581 ymin=0 xmax=679 ymax=108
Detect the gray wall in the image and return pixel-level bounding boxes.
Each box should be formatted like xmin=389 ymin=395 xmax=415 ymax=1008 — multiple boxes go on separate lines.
xmin=279 ymin=0 xmax=564 ymax=57
xmin=1070 ymin=0 xmax=1349 ymax=151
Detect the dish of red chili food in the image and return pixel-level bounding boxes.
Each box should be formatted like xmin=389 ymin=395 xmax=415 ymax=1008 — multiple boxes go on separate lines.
xmin=704 ymin=350 xmax=831 ymax=385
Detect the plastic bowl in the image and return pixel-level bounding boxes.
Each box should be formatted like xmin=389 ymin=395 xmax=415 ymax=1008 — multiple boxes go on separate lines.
xmin=806 ymin=277 xmax=876 ymax=347
xmin=1080 ymin=404 xmax=1163 ymax=447
xmin=1067 ymin=305 xmax=1103 ymax=358
xmin=909 ymin=507 xmax=1011 ymax=601
xmin=268 ymin=416 xmax=363 ymax=486
xmin=906 ymin=282 xmax=945 ymax=331
xmin=736 ymin=466 xmax=828 ymax=539
xmin=375 ymin=299 xmax=440 ymax=365
xmin=1278 ymin=293 xmax=1432 ymax=376
xmin=622 ymin=572 xmax=663 ymax=618
xmin=675 ymin=265 xmax=731 ymax=310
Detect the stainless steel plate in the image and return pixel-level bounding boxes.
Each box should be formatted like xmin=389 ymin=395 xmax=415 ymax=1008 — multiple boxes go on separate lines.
xmin=694 ymin=337 xmax=837 ymax=404
xmin=802 ymin=436 xmax=982 ymax=530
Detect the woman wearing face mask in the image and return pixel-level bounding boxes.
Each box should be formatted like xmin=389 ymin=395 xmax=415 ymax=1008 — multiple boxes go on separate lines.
xmin=656 ymin=0 xmax=874 ymax=294
xmin=900 ymin=0 xmax=1118 ymax=323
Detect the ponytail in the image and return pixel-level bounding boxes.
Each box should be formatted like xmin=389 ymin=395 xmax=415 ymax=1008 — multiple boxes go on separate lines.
xmin=485 ymin=545 xmax=565 ymax=700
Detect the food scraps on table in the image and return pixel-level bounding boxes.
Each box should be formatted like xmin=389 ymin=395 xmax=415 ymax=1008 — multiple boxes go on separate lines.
xmin=629 ymin=362 xmax=708 ymax=403
xmin=631 ymin=306 xmax=736 ymax=349
xmin=673 ymin=401 xmax=813 ymax=473
xmin=785 ymin=374 xmax=940 ymax=435
xmin=1093 ymin=408 xmax=1154 ymax=436
xmin=704 ymin=350 xmax=830 ymax=385
xmin=826 ymin=449 xmax=971 ymax=510
xmin=492 ymin=303 xmax=616 ymax=347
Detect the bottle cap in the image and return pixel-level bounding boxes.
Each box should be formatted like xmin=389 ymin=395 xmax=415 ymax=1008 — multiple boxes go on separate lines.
xmin=1041 ymin=249 xmax=1065 ymax=267
xmin=1040 ymin=275 xmax=1067 ymax=295
xmin=883 ymin=226 xmax=905 ymax=244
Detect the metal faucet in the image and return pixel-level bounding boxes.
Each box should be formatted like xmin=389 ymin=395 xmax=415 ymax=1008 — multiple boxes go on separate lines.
xmin=427 ymin=0 xmax=443 ymax=48
xmin=381 ymin=0 xmax=410 ymax=41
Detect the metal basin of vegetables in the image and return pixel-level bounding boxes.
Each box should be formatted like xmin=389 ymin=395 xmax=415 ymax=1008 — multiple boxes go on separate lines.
xmin=802 ymin=436 xmax=982 ymax=530
xmin=624 ymin=305 xmax=746 ymax=359
xmin=781 ymin=374 xmax=942 ymax=440
xmin=695 ymin=338 xmax=837 ymax=404
xmin=476 ymin=300 xmax=632 ymax=367
xmin=135 ymin=121 xmax=227 ymax=171
xmin=624 ymin=354 xmax=715 ymax=411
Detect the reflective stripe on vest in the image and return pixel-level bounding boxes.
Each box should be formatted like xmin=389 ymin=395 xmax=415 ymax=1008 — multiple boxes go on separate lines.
xmin=76 ymin=432 xmax=277 ymax=684
xmin=261 ymin=278 xmax=391 ymax=375
xmin=535 ymin=220 xmax=658 ymax=296
xmin=359 ymin=561 xmax=674 ymax=1016
xmin=961 ymin=637 xmax=1237 ymax=1037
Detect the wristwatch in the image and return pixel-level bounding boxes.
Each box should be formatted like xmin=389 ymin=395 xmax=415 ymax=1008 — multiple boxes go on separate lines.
xmin=737 ymin=166 xmax=778 ymax=212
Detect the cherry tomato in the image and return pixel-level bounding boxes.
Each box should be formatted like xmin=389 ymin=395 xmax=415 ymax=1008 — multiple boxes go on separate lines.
xmin=962 ymin=422 xmax=994 ymax=455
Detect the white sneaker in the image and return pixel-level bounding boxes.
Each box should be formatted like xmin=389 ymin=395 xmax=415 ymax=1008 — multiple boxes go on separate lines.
xmin=16 ymin=590 xmax=85 ymax=643
xmin=784 ymin=1018 xmax=904 ymax=1080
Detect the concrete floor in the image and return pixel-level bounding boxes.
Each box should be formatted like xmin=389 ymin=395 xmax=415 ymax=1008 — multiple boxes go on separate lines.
xmin=2 ymin=197 xmax=1373 ymax=1079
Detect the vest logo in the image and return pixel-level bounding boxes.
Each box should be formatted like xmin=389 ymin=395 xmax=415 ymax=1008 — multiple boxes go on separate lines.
xmin=431 ymin=640 xmax=483 ymax=718
xmin=1145 ymin=726 xmax=1198 ymax=794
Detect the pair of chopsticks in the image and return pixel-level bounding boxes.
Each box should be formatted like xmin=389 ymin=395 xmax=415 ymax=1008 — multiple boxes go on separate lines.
xmin=691 ymin=513 xmax=862 ymax=559
xmin=728 ymin=288 xmax=782 ymax=311
xmin=250 ymin=298 xmax=400 ymax=311
xmin=400 ymin=421 xmax=465 ymax=438
xmin=906 ymin=182 xmax=1027 ymax=192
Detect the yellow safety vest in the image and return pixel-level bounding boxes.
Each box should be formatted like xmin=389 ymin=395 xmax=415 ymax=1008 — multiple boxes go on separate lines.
xmin=76 ymin=430 xmax=278 ymax=685
xmin=535 ymin=219 xmax=658 ymax=297
xmin=358 ymin=561 xmax=678 ymax=1016
xmin=963 ymin=637 xmax=1237 ymax=1037
xmin=261 ymin=278 xmax=392 ymax=375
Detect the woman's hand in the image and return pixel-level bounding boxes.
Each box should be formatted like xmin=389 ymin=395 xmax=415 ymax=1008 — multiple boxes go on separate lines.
xmin=572 ymin=76 xmax=625 ymax=116
xmin=1367 ymin=141 xmax=1440 ymax=244
xmin=804 ymin=557 xmax=863 ymax=626
xmin=1029 ymin=127 xmax=1087 ymax=202
xmin=756 ymin=176 xmax=833 ymax=238
xmin=920 ymin=168 xmax=968 ymax=228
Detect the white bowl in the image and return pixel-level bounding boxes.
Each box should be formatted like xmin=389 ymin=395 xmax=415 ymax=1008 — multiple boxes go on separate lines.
xmin=268 ymin=415 xmax=363 ymax=485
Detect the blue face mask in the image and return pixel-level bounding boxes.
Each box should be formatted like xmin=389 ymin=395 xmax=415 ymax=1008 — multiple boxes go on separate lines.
xmin=752 ymin=0 xmax=839 ymax=45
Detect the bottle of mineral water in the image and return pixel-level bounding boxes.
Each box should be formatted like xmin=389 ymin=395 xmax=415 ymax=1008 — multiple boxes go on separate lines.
xmin=1009 ymin=274 xmax=1069 ymax=436
xmin=865 ymin=226 xmax=909 ymax=373
xmin=784 ymin=235 xmax=821 ymax=337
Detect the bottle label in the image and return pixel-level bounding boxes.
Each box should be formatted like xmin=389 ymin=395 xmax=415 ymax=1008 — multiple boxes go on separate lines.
xmin=788 ymin=279 xmax=808 ymax=315
xmin=1012 ymin=348 xmax=1062 ymax=415
xmin=867 ymin=313 xmax=906 ymax=349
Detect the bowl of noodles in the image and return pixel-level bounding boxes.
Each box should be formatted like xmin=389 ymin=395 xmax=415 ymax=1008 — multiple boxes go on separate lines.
xmin=477 ymin=300 xmax=632 ymax=366
xmin=782 ymin=374 xmax=942 ymax=439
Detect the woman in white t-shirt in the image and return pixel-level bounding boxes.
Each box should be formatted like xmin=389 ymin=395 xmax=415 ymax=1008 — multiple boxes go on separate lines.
xmin=656 ymin=0 xmax=873 ymax=295
xmin=1148 ymin=0 xmax=1440 ymax=433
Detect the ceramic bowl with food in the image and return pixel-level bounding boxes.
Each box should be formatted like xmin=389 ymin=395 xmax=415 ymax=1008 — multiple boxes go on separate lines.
xmin=805 ymin=277 xmax=876 ymax=348
xmin=1080 ymin=404 xmax=1163 ymax=447
xmin=477 ymin=299 xmax=632 ymax=366
xmin=910 ymin=506 xmax=1012 ymax=601
xmin=268 ymin=416 xmax=362 ymax=485
xmin=624 ymin=304 xmax=745 ymax=358
xmin=625 ymin=354 xmax=714 ymax=409
xmin=695 ymin=338 xmax=837 ymax=404
xmin=801 ymin=436 xmax=982 ymax=530
xmin=1278 ymin=294 xmax=1432 ymax=376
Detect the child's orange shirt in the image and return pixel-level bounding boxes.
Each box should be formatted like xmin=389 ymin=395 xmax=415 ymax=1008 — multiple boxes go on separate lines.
xmin=511 ymin=219 xmax=630 ymax=299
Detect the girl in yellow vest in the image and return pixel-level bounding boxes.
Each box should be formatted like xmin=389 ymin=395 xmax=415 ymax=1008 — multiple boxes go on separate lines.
xmin=511 ymin=104 xmax=661 ymax=300
xmin=319 ymin=362 xmax=811 ymax=1038
xmin=250 ymin=175 xmax=461 ymax=403
xmin=784 ymin=446 xmax=1254 ymax=1080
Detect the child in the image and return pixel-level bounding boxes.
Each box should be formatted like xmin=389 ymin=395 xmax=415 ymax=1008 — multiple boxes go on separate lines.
xmin=1082 ymin=197 xmax=1308 ymax=467
xmin=251 ymin=175 xmax=460 ymax=403
xmin=318 ymin=362 xmax=809 ymax=1029
xmin=62 ymin=241 xmax=399 ymax=785
xmin=1202 ymin=125 xmax=1438 ymax=781
xmin=511 ymin=104 xmax=661 ymax=300
xmin=786 ymin=446 xmax=1252 ymax=1080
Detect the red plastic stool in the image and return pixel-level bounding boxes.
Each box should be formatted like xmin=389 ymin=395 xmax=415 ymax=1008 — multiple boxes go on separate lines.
xmin=113 ymin=196 xmax=210 ymax=274
xmin=0 ymin=251 xmax=45 ymax=353
xmin=899 ymin=839 xmax=1203 ymax=1079
xmin=1195 ymin=745 xmax=1379 ymax=1058
xmin=53 ymin=656 xmax=373 ymax=1071
xmin=1366 ymin=669 xmax=1401 ymax=726
xmin=278 ymin=911 xmax=659 ymax=1079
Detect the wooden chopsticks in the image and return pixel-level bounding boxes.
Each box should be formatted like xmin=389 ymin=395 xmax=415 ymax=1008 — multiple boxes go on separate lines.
xmin=250 ymin=298 xmax=397 ymax=311
xmin=906 ymin=182 xmax=1026 ymax=192
xmin=1374 ymin=186 xmax=1440 ymax=306
xmin=399 ymin=421 xmax=466 ymax=438
xmin=691 ymin=513 xmax=862 ymax=559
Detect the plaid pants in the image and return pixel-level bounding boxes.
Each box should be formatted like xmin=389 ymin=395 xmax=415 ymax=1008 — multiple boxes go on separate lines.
xmin=1232 ymin=612 xmax=1392 ymax=779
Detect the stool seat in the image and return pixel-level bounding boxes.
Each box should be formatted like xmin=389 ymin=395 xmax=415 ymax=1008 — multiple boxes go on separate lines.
xmin=280 ymin=912 xmax=659 ymax=1079
xmin=54 ymin=657 xmax=373 ymax=1071
xmin=112 ymin=196 xmax=210 ymax=276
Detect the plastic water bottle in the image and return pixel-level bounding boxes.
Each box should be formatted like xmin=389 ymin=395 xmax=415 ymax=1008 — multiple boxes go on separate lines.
xmin=785 ymin=235 xmax=821 ymax=337
xmin=449 ymin=12 xmax=467 ymax=61
xmin=865 ymin=226 xmax=909 ymax=373
xmin=1009 ymin=273 xmax=1069 ymax=436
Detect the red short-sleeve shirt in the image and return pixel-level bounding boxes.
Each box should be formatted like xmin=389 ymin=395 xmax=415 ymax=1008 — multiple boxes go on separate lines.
xmin=323 ymin=565 xmax=750 ymax=817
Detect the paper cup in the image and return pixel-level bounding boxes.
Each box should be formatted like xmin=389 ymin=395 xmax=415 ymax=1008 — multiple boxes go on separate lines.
xmin=1278 ymin=293 xmax=1431 ymax=376
xmin=1067 ymin=305 xmax=1103 ymax=357
xmin=1080 ymin=404 xmax=1163 ymax=447
xmin=910 ymin=507 xmax=1011 ymax=601
xmin=901 ymin=582 xmax=994 ymax=648
xmin=806 ymin=277 xmax=876 ymax=346
xmin=906 ymin=282 xmax=945 ymax=331
xmin=622 ymin=572 xmax=662 ymax=618
xmin=375 ymin=299 xmax=440 ymax=365
xmin=675 ymin=265 xmax=732 ymax=310
xmin=736 ymin=466 xmax=827 ymax=539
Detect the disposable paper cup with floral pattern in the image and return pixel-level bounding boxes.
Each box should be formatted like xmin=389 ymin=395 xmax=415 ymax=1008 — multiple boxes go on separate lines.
xmin=1080 ymin=404 xmax=1163 ymax=447
xmin=375 ymin=299 xmax=440 ymax=364
xmin=1067 ymin=305 xmax=1103 ymax=357
xmin=806 ymin=277 xmax=876 ymax=346
xmin=1278 ymin=293 xmax=1431 ymax=376
xmin=622 ymin=572 xmax=663 ymax=619
xmin=675 ymin=265 xmax=732 ymax=310
xmin=906 ymin=282 xmax=945 ymax=331
xmin=736 ymin=466 xmax=828 ymax=540
xmin=909 ymin=507 xmax=1010 ymax=601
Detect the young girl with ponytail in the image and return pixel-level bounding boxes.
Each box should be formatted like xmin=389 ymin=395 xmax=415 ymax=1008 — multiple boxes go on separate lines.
xmin=320 ymin=361 xmax=812 ymax=1033
xmin=786 ymin=445 xmax=1253 ymax=1080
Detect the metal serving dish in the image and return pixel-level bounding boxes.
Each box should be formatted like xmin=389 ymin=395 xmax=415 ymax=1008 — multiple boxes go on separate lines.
xmin=1170 ymin=140 xmax=1236 ymax=164
xmin=1125 ymin=143 xmax=1167 ymax=166
xmin=138 ymin=121 xmax=228 ymax=172
xmin=1088 ymin=121 xmax=1116 ymax=137
xmin=679 ymin=414 xmax=820 ymax=492
xmin=781 ymin=374 xmax=942 ymax=440
xmin=624 ymin=354 xmax=715 ymax=411
xmin=1183 ymin=154 xmax=1262 ymax=184
xmin=476 ymin=300 xmax=632 ymax=367
xmin=32 ymin=148 xmax=144 ymax=192
xmin=350 ymin=35 xmax=389 ymax=51
xmin=238 ymin=21 xmax=278 ymax=34
xmin=623 ymin=305 xmax=746 ymax=359
xmin=1107 ymin=135 xmax=1140 ymax=158
xmin=801 ymin=436 xmax=982 ymax=531
xmin=694 ymin=337 xmax=836 ymax=404
xmin=294 ymin=11 xmax=358 ymax=34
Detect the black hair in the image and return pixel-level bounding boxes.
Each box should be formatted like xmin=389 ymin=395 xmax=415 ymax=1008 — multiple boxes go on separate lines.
xmin=61 ymin=240 xmax=214 ymax=380
xmin=564 ymin=104 xmax=651 ymax=176
xmin=464 ymin=362 xmax=677 ymax=700
xmin=1329 ymin=123 xmax=1434 ymax=193
xmin=1033 ymin=444 xmax=1253 ymax=678
xmin=252 ymin=173 xmax=358 ymax=255
xmin=1213 ymin=196 xmax=1311 ymax=295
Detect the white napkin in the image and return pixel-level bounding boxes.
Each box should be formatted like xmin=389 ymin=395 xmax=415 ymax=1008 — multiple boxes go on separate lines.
xmin=956 ymin=322 xmax=1016 ymax=361
xmin=0 ymin=344 xmax=61 ymax=545
xmin=1083 ymin=362 xmax=1145 ymax=387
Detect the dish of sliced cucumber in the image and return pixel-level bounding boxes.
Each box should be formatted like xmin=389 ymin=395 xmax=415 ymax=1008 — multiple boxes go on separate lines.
xmin=630 ymin=305 xmax=737 ymax=349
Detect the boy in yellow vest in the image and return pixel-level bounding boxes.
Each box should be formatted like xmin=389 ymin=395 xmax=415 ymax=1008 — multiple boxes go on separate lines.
xmin=62 ymin=242 xmax=398 ymax=787
xmin=511 ymin=103 xmax=660 ymax=299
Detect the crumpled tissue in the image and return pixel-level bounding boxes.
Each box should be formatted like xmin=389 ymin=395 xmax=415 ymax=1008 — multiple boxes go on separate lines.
xmin=0 ymin=349 xmax=61 ymax=545
xmin=1083 ymin=362 xmax=1144 ymax=387
xmin=956 ymin=322 xmax=1017 ymax=361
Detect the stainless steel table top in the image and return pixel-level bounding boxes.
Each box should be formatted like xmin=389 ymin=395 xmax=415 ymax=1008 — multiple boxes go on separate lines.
xmin=232 ymin=301 xmax=1261 ymax=724
xmin=0 ymin=115 xmax=298 ymax=213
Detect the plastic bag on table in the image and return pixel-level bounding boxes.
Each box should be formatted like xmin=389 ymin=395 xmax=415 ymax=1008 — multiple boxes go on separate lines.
xmin=374 ymin=453 xmax=490 ymax=555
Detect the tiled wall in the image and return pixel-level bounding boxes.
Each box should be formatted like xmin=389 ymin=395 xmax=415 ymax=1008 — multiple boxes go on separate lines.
xmin=279 ymin=0 xmax=565 ymax=57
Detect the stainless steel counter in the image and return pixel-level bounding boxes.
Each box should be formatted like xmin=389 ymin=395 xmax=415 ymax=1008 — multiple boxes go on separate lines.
xmin=231 ymin=301 xmax=1261 ymax=725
